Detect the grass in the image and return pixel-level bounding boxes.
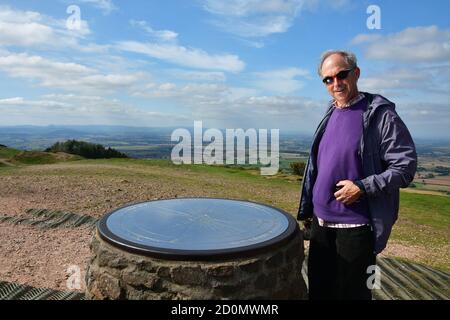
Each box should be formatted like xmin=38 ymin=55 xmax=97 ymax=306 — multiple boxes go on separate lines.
xmin=412 ymin=182 xmax=450 ymax=193
xmin=1 ymin=156 xmax=448 ymax=271
xmin=10 ymin=151 xmax=83 ymax=165
xmin=398 ymin=192 xmax=450 ymax=229
xmin=0 ymin=146 xmax=21 ymax=159
xmin=11 ymin=151 xmax=61 ymax=165
xmin=383 ymin=192 xmax=450 ymax=271
xmin=79 ymin=158 xmax=298 ymax=185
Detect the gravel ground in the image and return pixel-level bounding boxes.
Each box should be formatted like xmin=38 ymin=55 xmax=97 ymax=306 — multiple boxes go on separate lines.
xmin=0 ymin=162 xmax=300 ymax=291
xmin=0 ymin=223 xmax=92 ymax=291
xmin=0 ymin=164 xmax=190 ymax=291
xmin=0 ymin=161 xmax=445 ymax=292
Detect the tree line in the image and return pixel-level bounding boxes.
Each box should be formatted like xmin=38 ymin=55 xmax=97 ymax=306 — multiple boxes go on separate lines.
xmin=46 ymin=140 xmax=128 ymax=159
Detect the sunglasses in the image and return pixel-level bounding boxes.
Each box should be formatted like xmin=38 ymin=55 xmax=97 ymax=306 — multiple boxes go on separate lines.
xmin=322 ymin=68 xmax=354 ymax=85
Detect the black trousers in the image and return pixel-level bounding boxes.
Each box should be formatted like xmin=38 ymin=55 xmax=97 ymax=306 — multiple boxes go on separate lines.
xmin=308 ymin=216 xmax=377 ymax=300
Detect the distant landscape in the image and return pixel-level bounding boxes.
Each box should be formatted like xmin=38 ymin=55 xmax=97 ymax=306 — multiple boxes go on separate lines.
xmin=0 ymin=125 xmax=449 ymax=298
xmin=1 ymin=125 xmax=449 ymax=195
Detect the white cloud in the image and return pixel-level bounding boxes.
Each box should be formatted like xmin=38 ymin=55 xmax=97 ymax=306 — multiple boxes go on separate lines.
xmin=354 ymin=26 xmax=450 ymax=113
xmin=351 ymin=34 xmax=382 ymax=44
xmin=75 ymin=43 xmax=112 ymax=53
xmin=116 ymin=41 xmax=245 ymax=73
xmin=77 ymin=0 xmax=118 ymax=15
xmin=125 ymin=17 xmax=245 ymax=73
xmin=252 ymin=67 xmax=309 ymax=94
xmin=0 ymin=97 xmax=27 ymax=105
xmin=188 ymin=93 xmax=325 ymax=130
xmin=216 ymin=15 xmax=294 ymax=38
xmin=0 ymin=94 xmax=188 ymax=126
xmin=359 ymin=69 xmax=428 ymax=91
xmin=0 ymin=6 xmax=91 ymax=49
xmin=0 ymin=52 xmax=144 ymax=94
xmin=299 ymin=0 xmax=354 ymax=12
xmin=133 ymin=82 xmax=230 ymax=101
xmin=130 ymin=20 xmax=178 ymax=42
xmin=359 ymin=66 xmax=450 ymax=98
xmin=327 ymin=0 xmax=351 ymax=9
xmin=202 ymin=0 xmax=305 ymax=37
xmin=167 ymin=69 xmax=226 ymax=82
xmin=201 ymin=0 xmax=353 ymax=38
xmin=352 ymin=26 xmax=450 ymax=62
xmin=202 ymin=0 xmax=304 ymax=17
xmin=0 ymin=52 xmax=93 ymax=77
xmin=392 ymin=101 xmax=450 ymax=138
xmin=131 ymin=77 xmax=324 ymax=130
xmin=238 ymin=38 xmax=266 ymax=48
xmin=0 ymin=21 xmax=54 ymax=47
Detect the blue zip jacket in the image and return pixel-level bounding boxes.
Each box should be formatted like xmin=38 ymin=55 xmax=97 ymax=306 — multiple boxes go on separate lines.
xmin=297 ymin=92 xmax=417 ymax=254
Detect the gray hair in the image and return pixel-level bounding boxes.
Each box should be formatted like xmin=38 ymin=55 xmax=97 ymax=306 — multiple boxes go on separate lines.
xmin=318 ymin=50 xmax=358 ymax=77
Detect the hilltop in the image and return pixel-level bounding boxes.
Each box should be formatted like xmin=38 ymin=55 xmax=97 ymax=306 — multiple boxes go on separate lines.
xmin=0 ymin=145 xmax=82 ymax=166
xmin=0 ymin=140 xmax=127 ymax=167
xmin=0 ymin=156 xmax=448 ymax=293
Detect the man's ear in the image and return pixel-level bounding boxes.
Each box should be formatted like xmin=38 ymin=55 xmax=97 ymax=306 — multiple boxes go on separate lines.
xmin=355 ymin=67 xmax=361 ymax=80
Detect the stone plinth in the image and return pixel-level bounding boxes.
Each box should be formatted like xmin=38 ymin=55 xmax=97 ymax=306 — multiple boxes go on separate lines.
xmin=85 ymin=228 xmax=307 ymax=300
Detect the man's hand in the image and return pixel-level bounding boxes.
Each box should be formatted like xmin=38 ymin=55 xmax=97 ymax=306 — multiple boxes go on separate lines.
xmin=334 ymin=180 xmax=363 ymax=205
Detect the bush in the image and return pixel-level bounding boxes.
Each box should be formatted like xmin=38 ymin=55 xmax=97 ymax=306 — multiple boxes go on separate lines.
xmin=45 ymin=140 xmax=128 ymax=159
xmin=290 ymin=161 xmax=306 ymax=176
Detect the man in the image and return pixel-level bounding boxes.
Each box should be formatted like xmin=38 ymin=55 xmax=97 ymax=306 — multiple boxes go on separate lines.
xmin=298 ymin=50 xmax=417 ymax=300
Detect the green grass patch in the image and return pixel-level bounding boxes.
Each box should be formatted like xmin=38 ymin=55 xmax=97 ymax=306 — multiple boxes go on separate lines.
xmin=0 ymin=146 xmax=21 ymax=159
xmin=413 ymin=182 xmax=450 ymax=193
xmin=390 ymin=191 xmax=450 ymax=271
xmin=11 ymin=151 xmax=83 ymax=165
xmin=398 ymin=192 xmax=450 ymax=230
xmin=76 ymin=158 xmax=294 ymax=185
xmin=12 ymin=152 xmax=60 ymax=165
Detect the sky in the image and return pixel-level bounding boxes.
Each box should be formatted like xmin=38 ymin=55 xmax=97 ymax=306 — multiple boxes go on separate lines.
xmin=0 ymin=0 xmax=449 ymax=139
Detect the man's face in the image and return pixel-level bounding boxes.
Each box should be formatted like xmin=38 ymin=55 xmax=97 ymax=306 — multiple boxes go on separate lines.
xmin=321 ymin=54 xmax=360 ymax=106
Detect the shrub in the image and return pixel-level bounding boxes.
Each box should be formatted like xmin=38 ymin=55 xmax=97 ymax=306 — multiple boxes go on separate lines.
xmin=290 ymin=161 xmax=306 ymax=176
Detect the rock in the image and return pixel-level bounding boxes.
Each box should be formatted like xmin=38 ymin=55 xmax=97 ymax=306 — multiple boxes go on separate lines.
xmin=85 ymin=229 xmax=307 ymax=300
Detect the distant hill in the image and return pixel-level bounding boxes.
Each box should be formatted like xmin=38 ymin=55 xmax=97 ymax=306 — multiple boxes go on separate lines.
xmin=45 ymin=140 xmax=128 ymax=159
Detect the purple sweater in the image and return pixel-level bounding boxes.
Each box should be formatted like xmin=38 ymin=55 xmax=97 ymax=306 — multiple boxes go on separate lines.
xmin=312 ymin=98 xmax=370 ymax=224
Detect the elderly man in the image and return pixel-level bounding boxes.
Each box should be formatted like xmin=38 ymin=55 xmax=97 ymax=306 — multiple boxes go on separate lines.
xmin=298 ymin=50 xmax=417 ymax=300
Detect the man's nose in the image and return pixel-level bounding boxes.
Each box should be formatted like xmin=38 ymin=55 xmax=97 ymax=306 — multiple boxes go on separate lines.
xmin=332 ymin=77 xmax=342 ymax=87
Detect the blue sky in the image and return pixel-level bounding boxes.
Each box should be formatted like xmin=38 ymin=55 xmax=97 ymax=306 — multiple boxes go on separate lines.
xmin=0 ymin=0 xmax=449 ymax=138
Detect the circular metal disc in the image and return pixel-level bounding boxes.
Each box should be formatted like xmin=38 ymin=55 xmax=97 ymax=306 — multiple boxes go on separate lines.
xmin=98 ymin=198 xmax=298 ymax=260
